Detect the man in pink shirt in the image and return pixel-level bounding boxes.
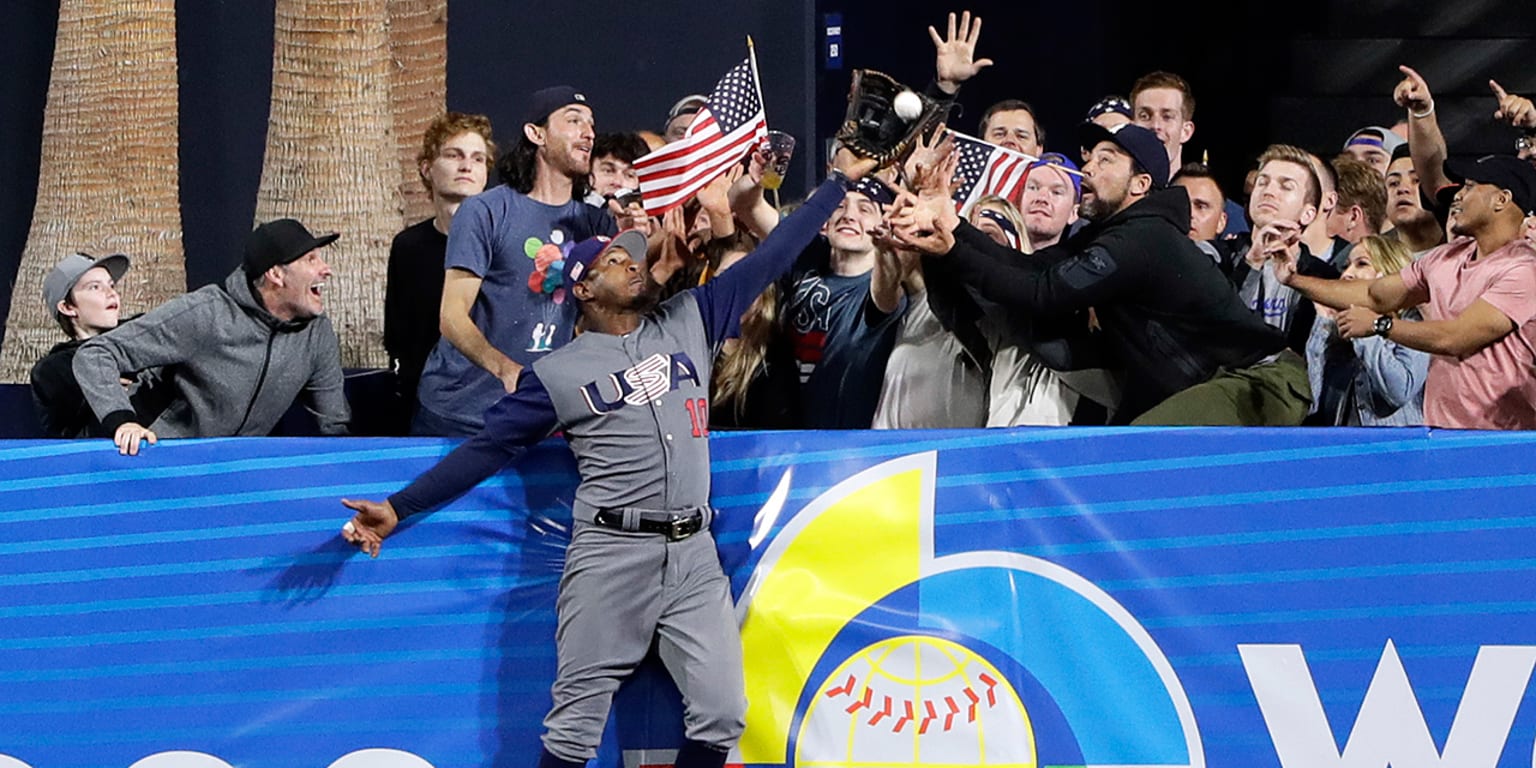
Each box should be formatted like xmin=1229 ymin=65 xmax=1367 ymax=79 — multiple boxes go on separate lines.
xmin=1269 ymin=154 xmax=1536 ymax=429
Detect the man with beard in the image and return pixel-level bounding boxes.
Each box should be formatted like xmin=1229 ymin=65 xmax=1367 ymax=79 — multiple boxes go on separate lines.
xmin=339 ymin=149 xmax=878 ymax=768
xmin=414 ymin=87 xmax=626 ymax=436
xmin=1271 ymin=154 xmax=1536 ymax=430
xmin=888 ymin=123 xmax=1305 ymax=425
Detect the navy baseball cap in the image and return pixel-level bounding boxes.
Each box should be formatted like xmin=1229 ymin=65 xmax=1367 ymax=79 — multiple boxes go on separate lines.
xmin=848 ymin=176 xmax=897 ymax=206
xmin=1077 ymin=122 xmax=1169 ymax=188
xmin=526 ymin=86 xmax=590 ymax=126
xmin=562 ymin=229 xmax=649 ymax=298
xmin=1444 ymin=154 xmax=1536 ymax=215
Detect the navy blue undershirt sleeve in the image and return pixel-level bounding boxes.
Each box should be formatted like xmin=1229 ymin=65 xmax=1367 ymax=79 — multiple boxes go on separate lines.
xmin=690 ymin=177 xmax=847 ymax=346
xmin=388 ymin=370 xmax=559 ymax=518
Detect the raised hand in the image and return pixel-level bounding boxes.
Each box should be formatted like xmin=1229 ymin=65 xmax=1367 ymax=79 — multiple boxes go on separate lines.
xmin=1255 ymin=220 xmax=1302 ymax=284
xmin=903 ymin=125 xmax=950 ymax=190
xmin=1393 ymin=65 xmax=1434 ymax=115
xmin=909 ymin=134 xmax=959 ymax=199
xmin=340 ymin=498 xmax=400 ymax=558
xmin=1490 ymin=80 xmax=1536 ymax=130
xmin=931 ymin=11 xmax=993 ymax=93
xmin=886 ymin=190 xmax=959 ymax=254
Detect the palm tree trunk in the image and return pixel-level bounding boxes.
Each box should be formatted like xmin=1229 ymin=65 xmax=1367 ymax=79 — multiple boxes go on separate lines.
xmin=255 ymin=0 xmax=401 ymax=369
xmin=387 ymin=0 xmax=447 ymax=227
xmin=0 ymin=0 xmax=184 ymax=383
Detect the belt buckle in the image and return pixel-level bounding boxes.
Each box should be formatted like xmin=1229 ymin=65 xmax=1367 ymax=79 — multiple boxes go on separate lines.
xmin=668 ymin=513 xmax=705 ymax=541
xmin=669 ymin=516 xmax=691 ymax=541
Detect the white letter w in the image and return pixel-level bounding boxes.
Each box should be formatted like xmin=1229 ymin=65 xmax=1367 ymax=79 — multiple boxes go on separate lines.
xmin=1240 ymin=640 xmax=1535 ymax=768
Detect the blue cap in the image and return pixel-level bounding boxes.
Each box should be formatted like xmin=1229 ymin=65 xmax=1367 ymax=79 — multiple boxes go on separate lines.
xmin=526 ymin=85 xmax=590 ymax=126
xmin=561 ymin=229 xmax=649 ymax=298
xmin=848 ymin=175 xmax=897 ymax=206
xmin=1085 ymin=95 xmax=1132 ymax=122
xmin=1026 ymin=152 xmax=1082 ymax=199
xmin=1077 ymin=122 xmax=1169 ymax=188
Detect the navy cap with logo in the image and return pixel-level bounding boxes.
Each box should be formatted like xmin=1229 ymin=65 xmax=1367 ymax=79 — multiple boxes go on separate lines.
xmin=243 ymin=219 xmax=339 ymax=277
xmin=1077 ymin=122 xmax=1170 ymax=189
xmin=527 ymin=86 xmax=590 ymax=126
xmin=1444 ymin=154 xmax=1536 ymax=215
xmin=561 ymin=229 xmax=649 ymax=299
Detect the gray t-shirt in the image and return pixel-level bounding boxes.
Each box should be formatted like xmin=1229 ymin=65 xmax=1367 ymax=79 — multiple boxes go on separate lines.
xmin=416 ymin=185 xmax=614 ymax=431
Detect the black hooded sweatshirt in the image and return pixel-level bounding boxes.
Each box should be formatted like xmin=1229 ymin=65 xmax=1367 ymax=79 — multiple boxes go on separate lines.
xmin=940 ymin=185 xmax=1287 ymax=422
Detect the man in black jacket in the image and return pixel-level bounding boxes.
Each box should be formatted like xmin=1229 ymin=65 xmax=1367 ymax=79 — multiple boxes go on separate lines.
xmin=889 ymin=123 xmax=1310 ymax=425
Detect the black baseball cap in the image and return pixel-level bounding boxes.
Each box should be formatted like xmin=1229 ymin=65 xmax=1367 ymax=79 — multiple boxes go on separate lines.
xmin=244 ymin=219 xmax=339 ymax=276
xmin=1444 ymin=154 xmax=1536 ymax=215
xmin=1077 ymin=122 xmax=1170 ymax=189
xmin=526 ymin=86 xmax=590 ymax=126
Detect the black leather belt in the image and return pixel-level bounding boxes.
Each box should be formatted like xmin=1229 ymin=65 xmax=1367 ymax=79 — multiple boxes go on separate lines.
xmin=593 ymin=509 xmax=705 ymax=541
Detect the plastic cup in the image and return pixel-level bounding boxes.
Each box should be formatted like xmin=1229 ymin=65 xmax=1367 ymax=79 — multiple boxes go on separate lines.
xmin=760 ymin=131 xmax=796 ymax=191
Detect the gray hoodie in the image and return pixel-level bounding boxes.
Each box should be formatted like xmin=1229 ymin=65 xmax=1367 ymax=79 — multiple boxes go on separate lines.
xmin=74 ymin=269 xmax=349 ymax=438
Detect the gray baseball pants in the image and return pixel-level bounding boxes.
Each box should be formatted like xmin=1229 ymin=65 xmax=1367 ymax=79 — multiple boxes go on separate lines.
xmin=540 ymin=519 xmax=746 ymax=761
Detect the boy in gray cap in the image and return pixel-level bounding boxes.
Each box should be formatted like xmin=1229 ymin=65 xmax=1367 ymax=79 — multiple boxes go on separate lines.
xmin=29 ymin=252 xmax=165 ymax=438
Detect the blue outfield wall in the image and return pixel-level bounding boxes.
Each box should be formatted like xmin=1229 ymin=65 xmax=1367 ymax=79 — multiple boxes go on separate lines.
xmin=2 ymin=428 xmax=1536 ymax=768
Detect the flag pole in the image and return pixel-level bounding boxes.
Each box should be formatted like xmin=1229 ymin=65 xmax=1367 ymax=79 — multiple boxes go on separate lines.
xmin=746 ymin=36 xmax=779 ymax=209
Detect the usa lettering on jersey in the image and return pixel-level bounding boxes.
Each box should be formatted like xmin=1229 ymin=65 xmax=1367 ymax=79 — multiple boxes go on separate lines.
xmin=580 ymin=352 xmax=702 ymax=414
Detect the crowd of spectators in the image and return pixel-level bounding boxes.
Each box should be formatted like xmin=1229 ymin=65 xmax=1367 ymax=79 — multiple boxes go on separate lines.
xmin=28 ymin=13 xmax=1536 ymax=450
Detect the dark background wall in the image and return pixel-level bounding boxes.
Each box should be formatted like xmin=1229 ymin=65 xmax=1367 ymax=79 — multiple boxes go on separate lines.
xmin=2 ymin=0 xmax=1534 ymax=353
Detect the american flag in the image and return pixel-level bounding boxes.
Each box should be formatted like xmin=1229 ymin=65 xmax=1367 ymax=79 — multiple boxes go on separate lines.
xmin=947 ymin=130 xmax=1035 ymax=214
xmin=635 ymin=56 xmax=768 ymax=216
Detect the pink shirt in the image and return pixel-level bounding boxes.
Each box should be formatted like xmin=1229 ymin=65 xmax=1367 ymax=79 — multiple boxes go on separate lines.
xmin=1399 ymin=236 xmax=1536 ymax=430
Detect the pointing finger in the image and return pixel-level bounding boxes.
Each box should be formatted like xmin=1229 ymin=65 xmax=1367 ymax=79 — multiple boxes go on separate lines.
xmin=1491 ymin=79 xmax=1510 ymax=102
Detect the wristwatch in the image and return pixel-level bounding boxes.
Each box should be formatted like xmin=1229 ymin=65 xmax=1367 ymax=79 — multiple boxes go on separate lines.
xmin=1373 ymin=314 xmax=1393 ymax=337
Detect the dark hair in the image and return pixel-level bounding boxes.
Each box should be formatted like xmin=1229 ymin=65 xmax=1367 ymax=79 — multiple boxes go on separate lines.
xmin=591 ymin=132 xmax=651 ymax=166
xmin=1171 ymin=162 xmax=1226 ymax=203
xmin=1131 ymin=71 xmax=1196 ymax=120
xmin=497 ymin=121 xmax=592 ymax=199
xmin=978 ymin=99 xmax=1045 ymax=147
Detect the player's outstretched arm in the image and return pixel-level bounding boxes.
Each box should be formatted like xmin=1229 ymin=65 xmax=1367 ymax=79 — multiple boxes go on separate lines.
xmin=340 ymin=498 xmax=398 ymax=558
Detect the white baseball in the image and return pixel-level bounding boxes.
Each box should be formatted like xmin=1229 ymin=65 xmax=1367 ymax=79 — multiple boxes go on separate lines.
xmin=894 ymin=90 xmax=922 ymax=121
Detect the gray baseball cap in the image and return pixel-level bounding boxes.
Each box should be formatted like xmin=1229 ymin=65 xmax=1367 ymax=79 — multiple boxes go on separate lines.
xmin=43 ymin=253 xmax=129 ymax=319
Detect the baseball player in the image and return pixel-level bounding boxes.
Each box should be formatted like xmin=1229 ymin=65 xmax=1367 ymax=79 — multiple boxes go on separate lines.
xmin=341 ymin=149 xmax=877 ymax=768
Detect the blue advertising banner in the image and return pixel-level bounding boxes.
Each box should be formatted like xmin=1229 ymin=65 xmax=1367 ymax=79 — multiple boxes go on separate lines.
xmin=1 ymin=428 xmax=1535 ymax=768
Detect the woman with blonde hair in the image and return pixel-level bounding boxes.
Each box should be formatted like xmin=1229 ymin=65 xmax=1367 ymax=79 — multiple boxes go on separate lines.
xmin=1306 ymin=234 xmax=1428 ymax=426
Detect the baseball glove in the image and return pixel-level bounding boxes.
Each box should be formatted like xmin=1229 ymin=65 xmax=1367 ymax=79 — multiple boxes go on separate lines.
xmin=835 ymin=69 xmax=946 ymax=168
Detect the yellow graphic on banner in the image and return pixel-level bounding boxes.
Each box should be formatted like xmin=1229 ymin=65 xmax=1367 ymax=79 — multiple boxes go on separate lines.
xmin=738 ymin=456 xmax=931 ymax=764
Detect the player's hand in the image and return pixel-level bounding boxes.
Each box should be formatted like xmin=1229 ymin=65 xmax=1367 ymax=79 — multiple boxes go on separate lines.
xmin=114 ymin=422 xmax=157 ymax=456
xmin=931 ymin=11 xmax=993 ymax=94
xmin=340 ymin=498 xmax=399 ymax=558
xmin=1490 ymin=80 xmax=1536 ymax=130
xmin=1394 ymin=65 xmax=1434 ymax=114
xmin=1336 ymin=306 xmax=1380 ymax=340
xmin=497 ymin=360 xmax=524 ymax=393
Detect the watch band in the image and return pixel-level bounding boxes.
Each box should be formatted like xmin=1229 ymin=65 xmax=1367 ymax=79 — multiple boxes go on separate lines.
xmin=1373 ymin=314 xmax=1393 ymax=337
